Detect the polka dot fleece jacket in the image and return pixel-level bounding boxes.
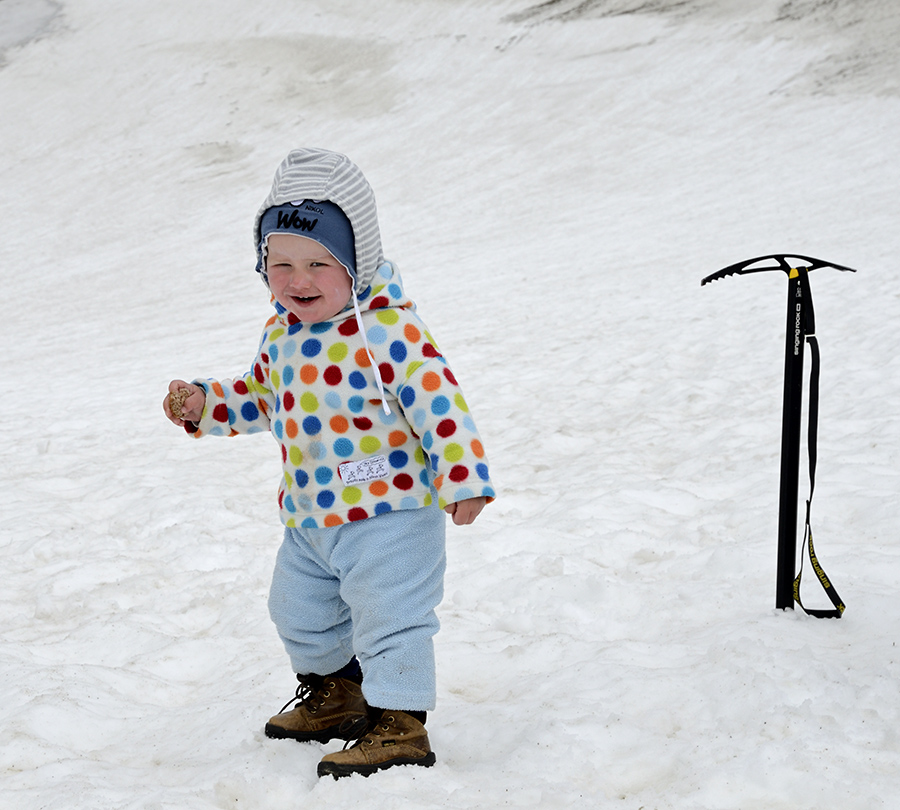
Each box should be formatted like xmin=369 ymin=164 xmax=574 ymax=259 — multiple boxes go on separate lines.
xmin=187 ymin=149 xmax=496 ymax=529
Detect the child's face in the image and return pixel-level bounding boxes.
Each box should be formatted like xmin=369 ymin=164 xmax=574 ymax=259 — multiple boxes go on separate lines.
xmin=266 ymin=233 xmax=354 ymax=322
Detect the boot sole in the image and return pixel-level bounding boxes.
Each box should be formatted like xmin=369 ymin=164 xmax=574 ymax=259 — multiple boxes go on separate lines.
xmin=317 ymin=752 xmax=436 ymax=779
xmin=265 ymin=716 xmax=367 ymax=744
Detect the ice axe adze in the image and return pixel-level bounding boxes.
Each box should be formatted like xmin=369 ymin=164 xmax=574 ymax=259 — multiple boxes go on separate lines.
xmin=701 ymin=254 xmax=854 ymax=617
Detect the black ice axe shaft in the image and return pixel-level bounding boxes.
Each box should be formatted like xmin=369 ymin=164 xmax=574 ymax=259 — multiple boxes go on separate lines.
xmin=701 ymin=254 xmax=855 ymax=612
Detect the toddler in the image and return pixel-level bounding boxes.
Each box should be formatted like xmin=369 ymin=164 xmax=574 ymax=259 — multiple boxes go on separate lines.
xmin=163 ymin=148 xmax=495 ymax=779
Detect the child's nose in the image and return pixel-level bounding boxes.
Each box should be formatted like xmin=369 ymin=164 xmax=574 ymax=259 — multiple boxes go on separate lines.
xmin=287 ymin=267 xmax=314 ymax=289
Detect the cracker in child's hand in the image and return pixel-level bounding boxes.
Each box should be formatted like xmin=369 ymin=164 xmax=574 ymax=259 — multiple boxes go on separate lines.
xmin=169 ymin=388 xmax=191 ymax=419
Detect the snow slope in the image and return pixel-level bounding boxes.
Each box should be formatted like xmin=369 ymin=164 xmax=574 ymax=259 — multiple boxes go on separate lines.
xmin=1 ymin=0 xmax=899 ymax=807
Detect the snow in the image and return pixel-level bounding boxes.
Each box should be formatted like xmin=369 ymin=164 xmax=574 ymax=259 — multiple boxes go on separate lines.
xmin=2 ymin=0 xmax=899 ymax=807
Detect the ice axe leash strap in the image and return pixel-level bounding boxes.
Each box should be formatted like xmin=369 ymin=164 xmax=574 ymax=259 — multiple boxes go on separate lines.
xmin=701 ymin=254 xmax=854 ymax=617
xmin=793 ymin=268 xmax=845 ymax=618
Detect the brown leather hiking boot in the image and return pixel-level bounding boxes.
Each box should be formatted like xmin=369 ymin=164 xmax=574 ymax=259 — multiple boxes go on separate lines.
xmin=265 ymin=674 xmax=367 ymax=744
xmin=317 ymin=710 xmax=436 ymax=778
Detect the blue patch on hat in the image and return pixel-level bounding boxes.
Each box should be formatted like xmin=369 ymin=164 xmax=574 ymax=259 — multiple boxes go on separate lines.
xmin=259 ymin=200 xmax=356 ymax=279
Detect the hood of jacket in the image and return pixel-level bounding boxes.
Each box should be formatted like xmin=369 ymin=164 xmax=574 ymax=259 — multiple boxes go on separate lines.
xmin=253 ymin=148 xmax=385 ymax=297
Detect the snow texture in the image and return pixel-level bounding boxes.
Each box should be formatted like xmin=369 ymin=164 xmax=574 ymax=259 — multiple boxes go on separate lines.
xmin=1 ymin=0 xmax=899 ymax=807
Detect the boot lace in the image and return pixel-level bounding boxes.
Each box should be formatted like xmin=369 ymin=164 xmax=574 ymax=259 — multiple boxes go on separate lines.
xmin=342 ymin=713 xmax=396 ymax=750
xmin=277 ymin=674 xmax=332 ymax=716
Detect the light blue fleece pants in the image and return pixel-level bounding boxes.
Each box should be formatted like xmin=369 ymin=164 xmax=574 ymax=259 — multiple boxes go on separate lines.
xmin=267 ymin=504 xmax=446 ymax=712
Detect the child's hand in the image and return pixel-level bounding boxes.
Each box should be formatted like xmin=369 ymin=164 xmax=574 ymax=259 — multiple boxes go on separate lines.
xmin=163 ymin=380 xmax=206 ymax=426
xmin=444 ymin=496 xmax=487 ymax=526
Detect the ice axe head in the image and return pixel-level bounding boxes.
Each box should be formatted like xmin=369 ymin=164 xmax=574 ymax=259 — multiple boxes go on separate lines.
xmin=701 ymin=254 xmax=856 ymax=286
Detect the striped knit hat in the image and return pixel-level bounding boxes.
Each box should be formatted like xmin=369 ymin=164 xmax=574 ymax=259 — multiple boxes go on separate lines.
xmin=253 ymin=149 xmax=384 ymax=294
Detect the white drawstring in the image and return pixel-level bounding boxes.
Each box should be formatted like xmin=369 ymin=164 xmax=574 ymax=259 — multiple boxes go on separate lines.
xmin=351 ymin=287 xmax=391 ymax=415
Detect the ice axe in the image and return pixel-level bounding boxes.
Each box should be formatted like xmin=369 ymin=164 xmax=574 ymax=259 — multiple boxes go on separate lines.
xmin=701 ymin=254 xmax=853 ymax=617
